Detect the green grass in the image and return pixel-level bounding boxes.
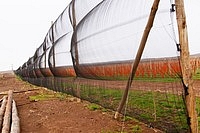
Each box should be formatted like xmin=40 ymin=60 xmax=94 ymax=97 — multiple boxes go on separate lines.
xmin=29 ymin=92 xmax=69 ymax=101
xmin=87 ymin=103 xmax=101 ymax=111
xmin=134 ymin=77 xmax=181 ymax=82
xmin=35 ymin=81 xmax=194 ymax=132
xmin=77 ymin=84 xmax=190 ymax=131
xmin=193 ymin=68 xmax=200 ymax=80
xmin=35 ymin=77 xmax=199 ymax=132
xmin=196 ymin=97 xmax=200 ymax=130
xmin=131 ymin=125 xmax=142 ymax=133
xmin=95 ymin=75 xmax=181 ymax=82
xmin=123 ymin=116 xmax=133 ymax=121
xmin=29 ymin=94 xmax=55 ymax=101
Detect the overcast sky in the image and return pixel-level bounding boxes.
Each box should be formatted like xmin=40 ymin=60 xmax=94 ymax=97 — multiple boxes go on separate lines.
xmin=0 ymin=0 xmax=199 ymax=71
xmin=0 ymin=0 xmax=70 ymax=71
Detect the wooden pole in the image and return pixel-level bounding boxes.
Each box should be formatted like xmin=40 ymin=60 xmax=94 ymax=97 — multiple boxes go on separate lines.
xmin=0 ymin=96 xmax=7 ymax=130
xmin=175 ymin=0 xmax=198 ymax=132
xmin=114 ymin=0 xmax=160 ymax=119
xmin=72 ymin=0 xmax=79 ymax=67
xmin=50 ymin=21 xmax=56 ymax=68
xmin=70 ymin=0 xmax=80 ymax=77
xmin=71 ymin=0 xmax=76 ymax=30
xmin=52 ymin=45 xmax=56 ymax=68
xmin=45 ymin=50 xmax=47 ymax=68
xmin=2 ymin=90 xmax=13 ymax=133
xmin=11 ymin=100 xmax=20 ymax=133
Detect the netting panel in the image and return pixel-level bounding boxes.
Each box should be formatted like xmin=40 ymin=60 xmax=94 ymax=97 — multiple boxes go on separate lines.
xmin=50 ymin=32 xmax=74 ymax=67
xmin=44 ymin=32 xmax=53 ymax=49
xmin=71 ymin=0 xmax=104 ymax=25
xmin=37 ymin=43 xmax=44 ymax=57
xmin=48 ymin=4 xmax=73 ymax=68
xmin=71 ymin=0 xmax=179 ymax=79
xmin=40 ymin=50 xmax=47 ymax=69
xmin=52 ymin=5 xmax=73 ymax=43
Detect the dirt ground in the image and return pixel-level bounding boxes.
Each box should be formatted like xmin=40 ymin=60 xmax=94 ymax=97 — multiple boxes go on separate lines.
xmin=0 ymin=71 xmax=162 ymax=133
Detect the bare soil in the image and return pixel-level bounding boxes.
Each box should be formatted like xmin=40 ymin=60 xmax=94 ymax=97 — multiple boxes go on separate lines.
xmin=0 ymin=71 xmax=162 ymax=133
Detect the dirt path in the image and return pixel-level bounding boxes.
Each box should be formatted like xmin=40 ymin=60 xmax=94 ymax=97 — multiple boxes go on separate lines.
xmin=0 ymin=71 xmax=161 ymax=133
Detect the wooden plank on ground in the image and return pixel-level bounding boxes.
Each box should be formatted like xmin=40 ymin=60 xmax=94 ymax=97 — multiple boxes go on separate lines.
xmin=2 ymin=90 xmax=13 ymax=133
xmin=11 ymin=100 xmax=20 ymax=133
xmin=0 ymin=96 xmax=7 ymax=130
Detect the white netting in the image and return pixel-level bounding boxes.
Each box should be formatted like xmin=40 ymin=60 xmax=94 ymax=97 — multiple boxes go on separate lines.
xmin=48 ymin=0 xmax=103 ymax=68
xmin=54 ymin=32 xmax=73 ymax=67
xmin=71 ymin=0 xmax=104 ymax=24
xmin=52 ymin=5 xmax=72 ymax=44
xmin=72 ymin=0 xmax=178 ymax=65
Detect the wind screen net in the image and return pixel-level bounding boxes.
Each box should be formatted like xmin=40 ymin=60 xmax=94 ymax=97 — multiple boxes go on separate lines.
xmin=27 ymin=57 xmax=36 ymax=78
xmin=48 ymin=5 xmax=73 ymax=68
xmin=39 ymin=48 xmax=54 ymax=77
xmin=33 ymin=56 xmax=43 ymax=78
xmin=21 ymin=62 xmax=28 ymax=77
xmin=50 ymin=33 xmax=73 ymax=67
xmin=51 ymin=5 xmax=72 ymax=44
xmin=72 ymin=0 xmax=178 ymax=80
xmin=16 ymin=0 xmax=200 ymax=132
xmin=70 ymin=0 xmax=104 ymax=25
xmin=48 ymin=1 xmax=103 ymax=77
xmin=37 ymin=43 xmax=44 ymax=57
xmin=47 ymin=5 xmax=75 ymax=77
xmin=44 ymin=32 xmax=53 ymax=50
xmin=70 ymin=0 xmax=197 ymax=131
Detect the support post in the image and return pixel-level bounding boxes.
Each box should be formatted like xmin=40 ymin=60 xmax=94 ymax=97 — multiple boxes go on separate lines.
xmin=50 ymin=21 xmax=56 ymax=68
xmin=114 ymin=0 xmax=160 ymax=118
xmin=175 ymin=0 xmax=198 ymax=132
xmin=45 ymin=50 xmax=47 ymax=68
xmin=72 ymin=0 xmax=79 ymax=67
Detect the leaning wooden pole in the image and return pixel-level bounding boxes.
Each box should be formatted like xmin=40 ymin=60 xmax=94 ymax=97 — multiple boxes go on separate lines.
xmin=175 ymin=0 xmax=198 ymax=132
xmin=114 ymin=0 xmax=160 ymax=119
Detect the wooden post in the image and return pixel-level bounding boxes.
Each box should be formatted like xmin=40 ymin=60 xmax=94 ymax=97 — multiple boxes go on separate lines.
xmin=71 ymin=0 xmax=80 ymax=76
xmin=175 ymin=0 xmax=198 ymax=132
xmin=51 ymin=21 xmax=56 ymax=68
xmin=114 ymin=0 xmax=160 ymax=119
xmin=52 ymin=45 xmax=56 ymax=68
xmin=45 ymin=50 xmax=47 ymax=68
xmin=72 ymin=0 xmax=79 ymax=66
xmin=2 ymin=90 xmax=13 ymax=133
xmin=71 ymin=0 xmax=76 ymax=30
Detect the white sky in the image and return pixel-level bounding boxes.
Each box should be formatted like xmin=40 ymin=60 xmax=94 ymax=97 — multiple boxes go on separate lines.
xmin=0 ymin=0 xmax=199 ymax=71
xmin=185 ymin=1 xmax=200 ymax=56
xmin=0 ymin=0 xmax=70 ymax=71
